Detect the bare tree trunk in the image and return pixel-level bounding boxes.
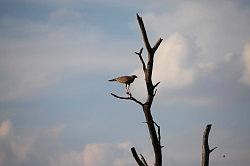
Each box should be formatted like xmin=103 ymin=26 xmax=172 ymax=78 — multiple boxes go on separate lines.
xmin=201 ymin=124 xmax=217 ymax=166
xmin=135 ymin=13 xmax=163 ymax=166
xmin=110 ymin=14 xmax=163 ymax=166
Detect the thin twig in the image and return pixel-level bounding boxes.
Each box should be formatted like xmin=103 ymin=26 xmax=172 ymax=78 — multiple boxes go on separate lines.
xmin=110 ymin=93 xmax=143 ymax=106
xmin=153 ymin=121 xmax=164 ymax=150
xmin=210 ymin=147 xmax=218 ymax=153
xmin=153 ymin=89 xmax=158 ymax=97
xmin=135 ymin=48 xmax=146 ymax=72
xmin=154 ymin=121 xmax=162 ymax=146
xmin=154 ymin=82 xmax=161 ymax=89
xmin=140 ymin=154 xmax=148 ymax=166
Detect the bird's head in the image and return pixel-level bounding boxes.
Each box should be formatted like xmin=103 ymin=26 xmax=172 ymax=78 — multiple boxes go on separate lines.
xmin=131 ymin=75 xmax=138 ymax=79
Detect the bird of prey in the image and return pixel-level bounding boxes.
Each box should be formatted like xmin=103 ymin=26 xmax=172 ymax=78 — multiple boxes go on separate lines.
xmin=109 ymin=75 xmax=137 ymax=94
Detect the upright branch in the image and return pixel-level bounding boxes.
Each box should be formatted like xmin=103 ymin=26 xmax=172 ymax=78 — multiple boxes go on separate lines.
xmin=110 ymin=13 xmax=163 ymax=166
xmin=131 ymin=147 xmax=145 ymax=166
xmin=136 ymin=14 xmax=162 ymax=98
xmin=136 ymin=14 xmax=152 ymax=53
xmin=135 ymin=48 xmax=146 ymax=72
xmin=136 ymin=13 xmax=163 ymax=166
xmin=201 ymin=124 xmax=218 ymax=166
xmin=140 ymin=154 xmax=149 ymax=166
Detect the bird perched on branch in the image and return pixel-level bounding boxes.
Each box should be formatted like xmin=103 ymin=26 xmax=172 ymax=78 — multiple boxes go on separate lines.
xmin=109 ymin=75 xmax=137 ymax=94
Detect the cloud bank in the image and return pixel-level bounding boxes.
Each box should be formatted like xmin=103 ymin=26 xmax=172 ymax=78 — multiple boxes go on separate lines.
xmin=131 ymin=0 xmax=250 ymax=107
xmin=0 ymin=119 xmax=134 ymax=166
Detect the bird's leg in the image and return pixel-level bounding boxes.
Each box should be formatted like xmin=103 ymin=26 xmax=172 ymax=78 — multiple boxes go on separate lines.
xmin=125 ymin=84 xmax=129 ymax=94
xmin=127 ymin=84 xmax=131 ymax=95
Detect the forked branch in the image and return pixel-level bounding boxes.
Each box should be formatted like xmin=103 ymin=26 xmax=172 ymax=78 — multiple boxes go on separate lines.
xmin=201 ymin=124 xmax=217 ymax=166
xmin=110 ymin=93 xmax=143 ymax=106
xmin=140 ymin=154 xmax=148 ymax=166
xmin=111 ymin=14 xmax=163 ymax=166
xmin=131 ymin=147 xmax=145 ymax=166
xmin=136 ymin=13 xmax=163 ymax=166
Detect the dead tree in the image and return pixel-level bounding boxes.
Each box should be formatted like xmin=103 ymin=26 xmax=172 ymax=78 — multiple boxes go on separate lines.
xmin=110 ymin=14 xmax=163 ymax=166
xmin=201 ymin=124 xmax=217 ymax=166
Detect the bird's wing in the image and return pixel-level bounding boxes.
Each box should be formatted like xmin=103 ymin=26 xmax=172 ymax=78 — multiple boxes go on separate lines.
xmin=116 ymin=76 xmax=130 ymax=84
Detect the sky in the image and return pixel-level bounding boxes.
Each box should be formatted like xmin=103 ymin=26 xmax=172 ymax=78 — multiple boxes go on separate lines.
xmin=0 ymin=0 xmax=250 ymax=166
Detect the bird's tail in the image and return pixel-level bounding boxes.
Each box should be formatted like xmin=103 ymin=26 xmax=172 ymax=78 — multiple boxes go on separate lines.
xmin=108 ymin=79 xmax=116 ymax=81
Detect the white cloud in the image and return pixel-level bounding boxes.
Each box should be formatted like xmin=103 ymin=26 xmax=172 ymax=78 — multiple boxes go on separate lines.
xmin=2 ymin=0 xmax=249 ymax=104
xmin=52 ymin=142 xmax=133 ymax=166
xmin=82 ymin=142 xmax=133 ymax=166
xmin=0 ymin=120 xmax=68 ymax=165
xmin=10 ymin=140 xmax=33 ymax=161
xmin=129 ymin=0 xmax=250 ymax=106
xmin=0 ymin=120 xmax=11 ymax=138
xmin=56 ymin=151 xmax=84 ymax=166
xmin=0 ymin=120 xmax=133 ymax=166
xmin=240 ymin=42 xmax=250 ymax=85
xmin=142 ymin=0 xmax=250 ymax=71
xmin=153 ymin=33 xmax=194 ymax=89
xmin=131 ymin=33 xmax=195 ymax=102
xmin=0 ymin=120 xmax=34 ymax=164
xmin=1 ymin=118 xmax=249 ymax=166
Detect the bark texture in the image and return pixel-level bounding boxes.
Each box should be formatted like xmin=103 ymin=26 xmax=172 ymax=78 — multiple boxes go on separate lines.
xmin=201 ymin=124 xmax=217 ymax=166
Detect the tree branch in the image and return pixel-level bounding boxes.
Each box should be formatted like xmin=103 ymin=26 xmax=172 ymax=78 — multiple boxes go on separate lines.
xmin=152 ymin=81 xmax=160 ymax=100
xmin=202 ymin=124 xmax=217 ymax=166
xmin=111 ymin=14 xmax=163 ymax=166
xmin=210 ymin=147 xmax=218 ymax=153
xmin=154 ymin=122 xmax=162 ymax=147
xmin=136 ymin=13 xmax=162 ymax=166
xmin=152 ymin=38 xmax=163 ymax=53
xmin=140 ymin=154 xmax=148 ymax=166
xmin=153 ymin=89 xmax=158 ymax=97
xmin=154 ymin=82 xmax=161 ymax=89
xmin=131 ymin=147 xmax=145 ymax=166
xmin=110 ymin=93 xmax=143 ymax=106
xmin=135 ymin=48 xmax=146 ymax=72
xmin=137 ymin=13 xmax=151 ymax=53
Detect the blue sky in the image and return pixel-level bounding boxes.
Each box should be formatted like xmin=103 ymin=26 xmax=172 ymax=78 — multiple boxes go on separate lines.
xmin=0 ymin=0 xmax=250 ymax=166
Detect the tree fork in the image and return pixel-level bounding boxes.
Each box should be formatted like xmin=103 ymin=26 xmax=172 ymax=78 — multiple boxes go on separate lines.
xmin=135 ymin=13 xmax=163 ymax=166
xmin=201 ymin=124 xmax=217 ymax=166
xmin=110 ymin=14 xmax=163 ymax=166
xmin=136 ymin=13 xmax=163 ymax=166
